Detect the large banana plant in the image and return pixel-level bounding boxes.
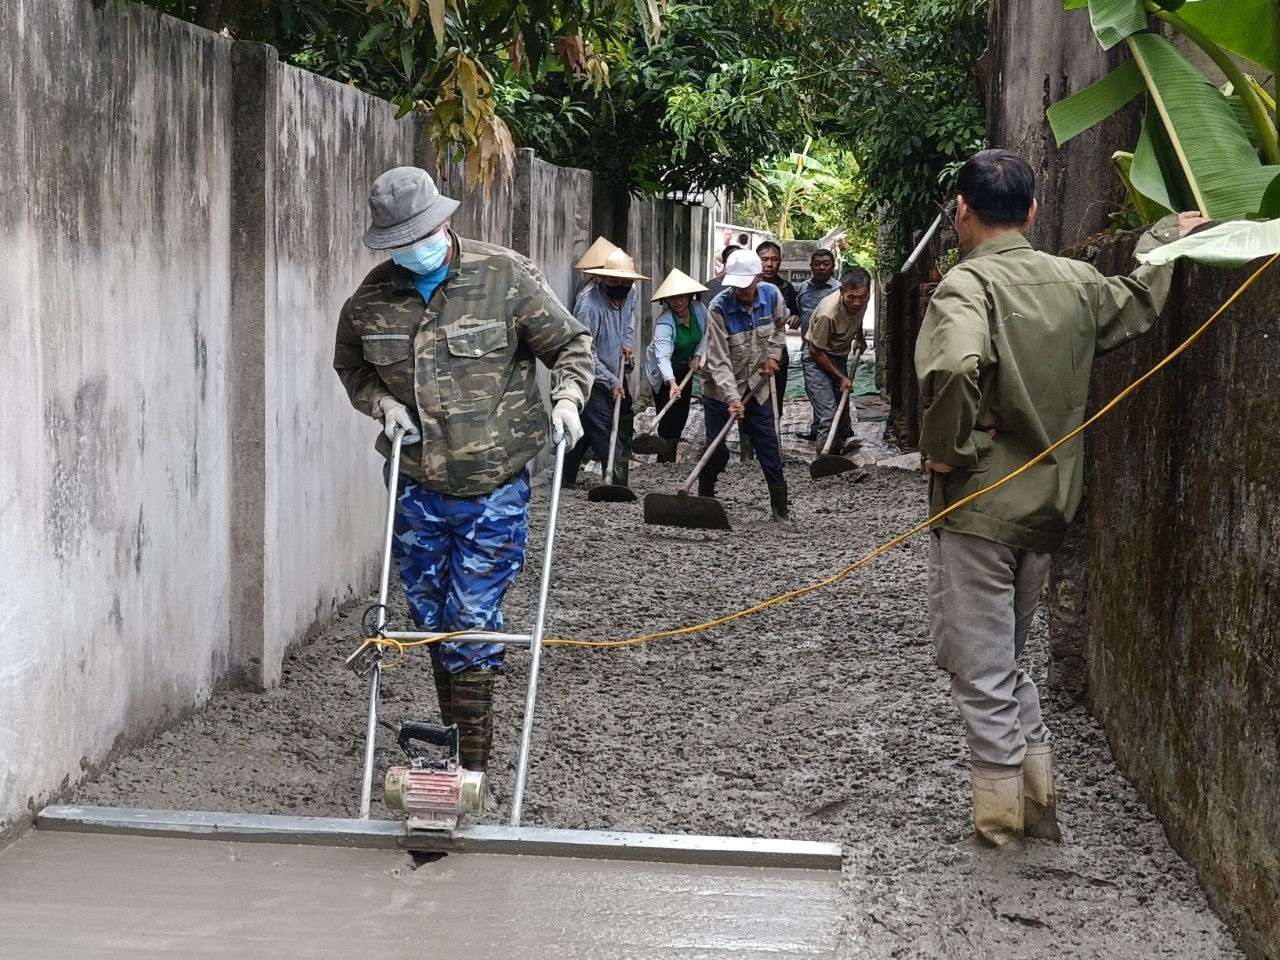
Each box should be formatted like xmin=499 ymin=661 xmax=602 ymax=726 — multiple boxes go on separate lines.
xmin=1047 ymin=0 xmax=1280 ymax=243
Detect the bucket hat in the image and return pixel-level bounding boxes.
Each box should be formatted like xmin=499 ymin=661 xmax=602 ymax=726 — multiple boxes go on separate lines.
xmin=576 ymin=236 xmax=619 ymax=270
xmin=650 ymin=268 xmax=708 ymax=302
xmin=362 ymin=166 xmax=461 ymax=251
xmin=584 ymin=249 xmax=650 ymax=280
xmin=722 ymin=249 xmax=763 ymax=289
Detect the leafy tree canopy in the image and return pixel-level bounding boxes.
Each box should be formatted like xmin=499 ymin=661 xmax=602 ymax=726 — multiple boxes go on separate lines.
xmin=133 ymin=0 xmax=987 ymax=250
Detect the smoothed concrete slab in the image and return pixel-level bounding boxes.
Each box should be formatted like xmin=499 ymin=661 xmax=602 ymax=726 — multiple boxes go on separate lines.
xmin=0 ymin=831 xmax=842 ymax=959
xmin=37 ymin=805 xmax=844 ymax=870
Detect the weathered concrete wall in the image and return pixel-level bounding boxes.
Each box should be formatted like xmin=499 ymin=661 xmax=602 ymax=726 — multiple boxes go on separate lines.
xmin=1085 ymin=242 xmax=1280 ymax=960
xmin=263 ymin=62 xmax=416 ymax=683
xmin=0 ymin=0 xmax=235 ymax=832
xmin=987 ymin=2 xmax=1280 ymax=956
xmin=0 ymin=0 xmax=713 ymax=839
xmin=982 ymin=1 xmax=1142 ymax=255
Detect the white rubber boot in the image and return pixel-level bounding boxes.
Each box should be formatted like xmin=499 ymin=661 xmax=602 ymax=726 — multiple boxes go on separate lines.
xmin=972 ymin=762 xmax=1024 ymax=847
xmin=1023 ymin=741 xmax=1063 ymax=842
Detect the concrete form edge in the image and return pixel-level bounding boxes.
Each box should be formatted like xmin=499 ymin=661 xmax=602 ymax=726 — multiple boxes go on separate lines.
xmin=36 ymin=805 xmax=842 ymax=871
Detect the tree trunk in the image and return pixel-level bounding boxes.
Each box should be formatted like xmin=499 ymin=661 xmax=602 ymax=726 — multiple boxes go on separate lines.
xmin=195 ymin=0 xmax=236 ymax=31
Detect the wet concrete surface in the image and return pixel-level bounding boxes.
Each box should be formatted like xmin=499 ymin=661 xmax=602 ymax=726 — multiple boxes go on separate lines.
xmin=67 ymin=399 xmax=1246 ymax=958
xmin=0 ymin=832 xmax=840 ymax=958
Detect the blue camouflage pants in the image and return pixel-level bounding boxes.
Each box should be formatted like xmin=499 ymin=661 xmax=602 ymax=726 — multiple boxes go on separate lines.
xmin=388 ymin=468 xmax=530 ymax=673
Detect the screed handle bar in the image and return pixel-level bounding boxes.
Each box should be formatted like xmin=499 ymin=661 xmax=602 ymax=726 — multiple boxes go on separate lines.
xmin=510 ymin=433 xmax=569 ymax=826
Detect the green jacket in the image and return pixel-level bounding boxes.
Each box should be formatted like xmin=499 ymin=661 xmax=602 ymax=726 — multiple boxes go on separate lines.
xmin=334 ymin=235 xmax=594 ymax=496
xmin=914 ymin=230 xmax=1174 ymax=552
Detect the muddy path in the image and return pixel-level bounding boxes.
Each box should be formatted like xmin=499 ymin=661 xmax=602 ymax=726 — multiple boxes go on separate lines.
xmin=74 ymin=400 xmax=1243 ymax=959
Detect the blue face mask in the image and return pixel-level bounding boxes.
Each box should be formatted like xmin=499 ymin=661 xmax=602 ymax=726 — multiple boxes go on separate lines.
xmin=391 ymin=230 xmax=450 ymax=275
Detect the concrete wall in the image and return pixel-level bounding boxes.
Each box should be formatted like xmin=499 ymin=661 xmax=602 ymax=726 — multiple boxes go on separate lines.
xmin=986 ymin=2 xmax=1280 ymax=956
xmin=263 ymin=61 xmax=416 ymax=682
xmin=0 ymin=0 xmax=235 ymax=832
xmin=982 ymin=1 xmax=1142 ymax=255
xmin=0 ymin=0 xmax=713 ymax=836
xmin=1085 ymin=241 xmax=1280 ymax=960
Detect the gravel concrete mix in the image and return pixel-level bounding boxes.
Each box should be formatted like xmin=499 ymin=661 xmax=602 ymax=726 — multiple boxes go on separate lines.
xmin=73 ymin=403 xmax=1245 ymax=959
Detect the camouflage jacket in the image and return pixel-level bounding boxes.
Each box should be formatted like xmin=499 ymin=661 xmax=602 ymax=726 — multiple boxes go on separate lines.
xmin=334 ymin=234 xmax=594 ymax=496
xmin=701 ymin=283 xmax=785 ymax=404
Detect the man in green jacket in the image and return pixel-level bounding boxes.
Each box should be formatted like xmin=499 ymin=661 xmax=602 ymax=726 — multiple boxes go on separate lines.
xmin=915 ymin=149 xmax=1204 ymax=846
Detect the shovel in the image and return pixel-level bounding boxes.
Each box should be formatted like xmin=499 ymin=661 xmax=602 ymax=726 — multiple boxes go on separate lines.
xmin=588 ymin=376 xmax=636 ymax=503
xmin=632 ymin=367 xmax=695 ymax=456
xmin=810 ymin=386 xmax=859 ymax=480
xmin=643 ymin=414 xmax=736 ymax=531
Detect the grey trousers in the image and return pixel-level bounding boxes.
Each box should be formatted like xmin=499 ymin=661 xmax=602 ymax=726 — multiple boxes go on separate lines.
xmin=801 ymin=350 xmax=854 ymax=445
xmin=928 ymin=528 xmax=1051 ymax=766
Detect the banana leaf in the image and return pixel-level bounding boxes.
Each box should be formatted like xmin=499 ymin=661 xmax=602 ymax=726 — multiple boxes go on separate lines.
xmin=1128 ymin=32 xmax=1280 ymax=218
xmin=1177 ymin=0 xmax=1275 ymax=71
xmin=1047 ymin=59 xmax=1144 ymax=144
xmin=1080 ymin=0 xmax=1150 ymax=51
xmin=1135 ymin=217 xmax=1280 ymax=266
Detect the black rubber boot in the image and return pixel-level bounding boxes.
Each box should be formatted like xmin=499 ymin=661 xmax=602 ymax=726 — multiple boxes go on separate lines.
xmin=768 ymin=482 xmax=790 ymax=522
xmin=428 ymin=649 xmax=454 ymax=726
xmin=698 ymin=475 xmax=716 ymax=498
xmin=656 ymin=438 xmax=679 ymax=464
xmin=611 ymin=459 xmax=630 ymax=488
xmin=561 ymin=438 xmax=588 ymax=489
xmin=449 ymin=668 xmax=496 ymax=773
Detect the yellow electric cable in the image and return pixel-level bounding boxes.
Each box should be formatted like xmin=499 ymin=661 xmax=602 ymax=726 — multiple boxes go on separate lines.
xmin=358 ymin=253 xmax=1275 ymax=662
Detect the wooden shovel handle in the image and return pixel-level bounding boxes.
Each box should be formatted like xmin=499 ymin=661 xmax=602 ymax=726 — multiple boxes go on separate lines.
xmin=650 ymin=367 xmax=696 ymax=430
xmin=677 ymin=414 xmax=737 ymax=495
xmin=820 ymin=388 xmax=851 ymax=456
xmin=819 ymin=349 xmax=862 ymax=455
xmin=602 ymin=356 xmax=626 ymax=478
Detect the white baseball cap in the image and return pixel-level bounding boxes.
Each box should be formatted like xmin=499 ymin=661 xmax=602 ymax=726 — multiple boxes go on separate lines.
xmin=722 ymin=249 xmax=763 ymax=289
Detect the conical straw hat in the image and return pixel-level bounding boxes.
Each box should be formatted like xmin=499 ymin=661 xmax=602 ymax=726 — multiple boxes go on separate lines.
xmin=575 ymin=236 xmax=619 ymax=270
xmin=584 ymin=248 xmax=650 ymax=280
xmin=651 ymin=268 xmax=708 ymax=302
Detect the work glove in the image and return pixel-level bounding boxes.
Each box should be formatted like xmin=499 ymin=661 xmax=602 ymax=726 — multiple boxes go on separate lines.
xmin=551 ymin=398 xmax=583 ymax=447
xmin=379 ymin=396 xmax=418 ymax=442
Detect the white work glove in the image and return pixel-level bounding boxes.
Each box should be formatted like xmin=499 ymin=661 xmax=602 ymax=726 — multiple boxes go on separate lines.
xmin=378 ymin=396 xmax=417 ymax=441
xmin=550 ymin=398 xmax=583 ymax=447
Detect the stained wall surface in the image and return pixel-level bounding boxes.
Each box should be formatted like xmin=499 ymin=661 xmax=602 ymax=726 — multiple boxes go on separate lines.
xmin=1085 ymin=240 xmax=1280 ymax=960
xmin=0 ymin=0 xmax=235 ymax=837
xmin=985 ymin=2 xmax=1280 ymax=956
xmin=1 ymin=0 xmax=713 ymax=837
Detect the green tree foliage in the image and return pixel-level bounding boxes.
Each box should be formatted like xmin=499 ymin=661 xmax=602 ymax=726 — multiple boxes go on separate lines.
xmin=129 ymin=0 xmax=987 ymax=248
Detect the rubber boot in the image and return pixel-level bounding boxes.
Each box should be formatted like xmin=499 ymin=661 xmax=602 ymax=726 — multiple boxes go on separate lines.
xmin=740 ymin=433 xmax=755 ymax=462
xmin=428 ymin=650 xmax=454 ymax=726
xmin=1023 ymin=742 xmax=1063 ymax=841
xmin=450 ymin=668 xmax=495 ymax=773
xmin=972 ymin=762 xmax=1024 ymax=847
xmin=768 ymin=482 xmax=790 ymax=522
xmin=656 ymin=438 xmax=679 ymax=464
xmin=698 ymin=475 xmax=716 ymax=498
xmin=611 ymin=459 xmax=630 ymax=488
xmin=561 ymin=438 xmax=588 ymax=489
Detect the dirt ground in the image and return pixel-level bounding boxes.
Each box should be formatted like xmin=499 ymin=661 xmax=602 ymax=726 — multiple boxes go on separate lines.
xmin=74 ymin=399 xmax=1244 ymax=959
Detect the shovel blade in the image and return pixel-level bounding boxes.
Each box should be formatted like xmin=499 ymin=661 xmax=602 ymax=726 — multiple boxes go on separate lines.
xmin=631 ymin=434 xmax=670 ymax=456
xmin=809 ymin=455 xmax=858 ymax=480
xmin=643 ymin=493 xmax=731 ymax=531
xmin=587 ymin=484 xmax=637 ymax=503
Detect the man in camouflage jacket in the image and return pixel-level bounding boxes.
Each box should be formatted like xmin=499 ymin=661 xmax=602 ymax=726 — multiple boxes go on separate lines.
xmin=334 ymin=166 xmax=593 ymax=775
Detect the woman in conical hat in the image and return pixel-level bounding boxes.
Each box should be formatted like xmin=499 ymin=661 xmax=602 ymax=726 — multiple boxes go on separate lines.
xmin=643 ymin=269 xmax=709 ymax=463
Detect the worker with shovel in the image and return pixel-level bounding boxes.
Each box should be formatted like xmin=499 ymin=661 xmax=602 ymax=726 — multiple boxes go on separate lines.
xmin=641 ymin=269 xmax=709 ymax=463
xmin=915 ymin=149 xmax=1205 ymax=846
xmin=700 ymin=248 xmax=789 ymax=520
xmin=563 ymin=248 xmax=648 ymax=491
xmin=333 ymin=166 xmax=593 ymax=775
xmin=803 ymin=267 xmax=870 ymax=454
